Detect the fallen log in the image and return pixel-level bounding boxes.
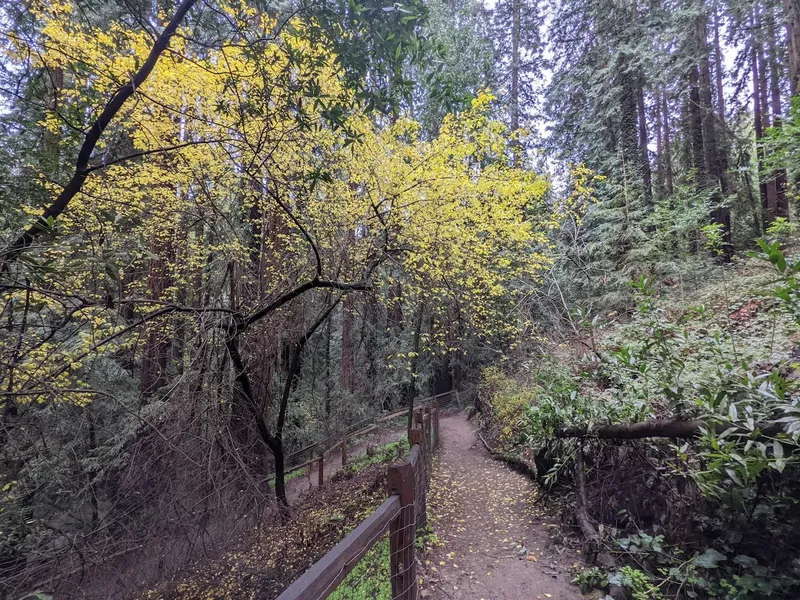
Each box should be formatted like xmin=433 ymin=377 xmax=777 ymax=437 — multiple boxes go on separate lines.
xmin=556 ymin=419 xmax=787 ymax=440
xmin=478 ymin=431 xmax=541 ymax=478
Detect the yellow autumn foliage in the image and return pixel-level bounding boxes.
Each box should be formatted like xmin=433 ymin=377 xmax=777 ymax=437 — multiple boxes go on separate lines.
xmin=2 ymin=1 xmax=558 ymax=403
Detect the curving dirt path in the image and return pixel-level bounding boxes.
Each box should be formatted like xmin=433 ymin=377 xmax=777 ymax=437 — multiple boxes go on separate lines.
xmin=421 ymin=414 xmax=585 ymax=600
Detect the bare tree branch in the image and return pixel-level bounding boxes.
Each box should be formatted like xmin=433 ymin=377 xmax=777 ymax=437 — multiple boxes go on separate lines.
xmin=1 ymin=0 xmax=200 ymax=266
xmin=85 ymin=138 xmax=234 ymax=173
xmin=240 ymin=278 xmax=368 ymax=331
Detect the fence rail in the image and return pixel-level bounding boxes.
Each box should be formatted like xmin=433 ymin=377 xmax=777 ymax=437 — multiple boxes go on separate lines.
xmin=275 ymin=496 xmax=402 ymax=600
xmin=272 ymin=390 xmax=462 ymax=481
xmin=275 ymin=399 xmax=445 ymax=600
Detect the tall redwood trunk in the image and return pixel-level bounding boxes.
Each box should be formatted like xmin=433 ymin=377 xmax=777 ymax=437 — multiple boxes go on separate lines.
xmin=767 ymin=6 xmax=789 ymax=218
xmin=712 ymin=3 xmax=730 ymax=192
xmin=340 ymin=296 xmax=355 ymax=393
xmin=695 ymin=11 xmax=732 ymax=259
xmin=785 ymin=0 xmax=800 ymax=96
xmin=661 ymin=92 xmax=674 ymax=196
xmin=753 ymin=7 xmax=780 ymax=223
xmin=510 ymin=0 xmax=522 ymax=164
xmin=510 ymin=0 xmax=520 ymax=133
xmin=141 ymin=233 xmax=172 ymax=399
xmin=713 ymin=4 xmax=726 ymax=125
xmin=636 ymin=75 xmax=653 ymax=206
xmin=752 ymin=14 xmax=771 ymax=226
xmin=655 ymin=89 xmax=664 ymax=197
xmin=688 ymin=67 xmax=705 ymax=179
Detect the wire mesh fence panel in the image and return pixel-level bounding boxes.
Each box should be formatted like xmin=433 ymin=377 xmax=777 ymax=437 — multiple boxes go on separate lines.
xmin=274 ymin=400 xmax=450 ymax=600
xmin=327 ymin=531 xmax=391 ymax=600
xmin=275 ymin=390 xmax=465 ymax=480
xmin=320 ymin=506 xmax=417 ymax=600
xmin=389 ymin=503 xmax=417 ymax=600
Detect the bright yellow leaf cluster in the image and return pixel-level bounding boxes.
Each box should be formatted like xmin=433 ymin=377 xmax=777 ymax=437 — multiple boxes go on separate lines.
xmin=2 ymin=4 xmax=559 ymax=403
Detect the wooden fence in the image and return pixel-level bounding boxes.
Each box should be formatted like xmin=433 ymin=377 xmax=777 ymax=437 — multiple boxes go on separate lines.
xmin=273 ymin=390 xmax=460 ymax=484
xmin=276 ymin=402 xmax=443 ymax=600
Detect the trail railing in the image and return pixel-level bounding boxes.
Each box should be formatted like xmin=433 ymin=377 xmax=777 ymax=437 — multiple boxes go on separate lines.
xmin=272 ymin=390 xmax=461 ymax=484
xmin=276 ymin=402 xmax=442 ymax=600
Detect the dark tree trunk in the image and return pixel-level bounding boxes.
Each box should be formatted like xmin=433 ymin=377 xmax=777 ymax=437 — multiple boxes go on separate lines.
xmin=713 ymin=4 xmax=726 ymax=125
xmin=712 ymin=4 xmax=731 ymax=192
xmin=388 ymin=281 xmax=404 ymax=330
xmin=270 ymin=441 xmax=287 ymax=507
xmin=699 ymin=19 xmax=723 ymax=189
xmin=510 ymin=0 xmax=521 ymax=134
xmin=275 ymin=300 xmax=338 ymax=506
xmin=636 ymin=74 xmax=653 ymax=206
xmin=227 ymin=300 xmax=339 ymax=508
xmin=340 ymin=296 xmax=355 ymax=393
xmin=767 ymin=7 xmax=789 ymax=218
xmin=752 ymin=17 xmax=772 ymax=227
xmin=655 ymin=90 xmax=664 ymax=198
xmin=755 ymin=17 xmax=781 ymax=224
xmin=661 ymin=92 xmax=674 ymax=196
xmin=697 ymin=12 xmax=733 ymax=259
xmin=140 ymin=237 xmax=171 ymax=399
xmin=786 ymin=0 xmax=800 ymax=96
xmin=688 ymin=67 xmax=706 ymax=180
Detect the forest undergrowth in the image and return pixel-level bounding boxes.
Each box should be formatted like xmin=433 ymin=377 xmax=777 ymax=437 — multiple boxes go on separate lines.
xmin=479 ymin=240 xmax=800 ymax=599
xmin=2 ymin=0 xmax=800 ymax=597
xmin=141 ymin=438 xmax=409 ymax=600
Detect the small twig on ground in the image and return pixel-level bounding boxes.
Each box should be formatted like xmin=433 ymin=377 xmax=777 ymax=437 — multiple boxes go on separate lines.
xmin=477 ymin=431 xmax=494 ymax=453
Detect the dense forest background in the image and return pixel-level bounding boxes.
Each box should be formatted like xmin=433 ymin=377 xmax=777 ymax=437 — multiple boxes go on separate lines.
xmin=1 ymin=0 xmax=799 ymax=597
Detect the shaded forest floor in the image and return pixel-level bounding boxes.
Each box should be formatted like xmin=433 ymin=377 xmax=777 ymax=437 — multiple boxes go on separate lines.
xmin=420 ymin=415 xmax=585 ymax=600
xmin=132 ymin=426 xmax=407 ymax=600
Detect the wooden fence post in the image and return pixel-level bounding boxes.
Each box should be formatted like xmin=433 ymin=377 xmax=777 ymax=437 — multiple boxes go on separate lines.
xmin=318 ymin=455 xmax=324 ymax=488
xmin=388 ymin=460 xmax=416 ymax=600
xmin=424 ymin=407 xmax=432 ymax=455
xmin=409 ymin=428 xmax=427 ymax=529
xmin=433 ymin=406 xmax=439 ymax=449
xmin=414 ymin=408 xmax=423 ymax=429
xmin=409 ymin=428 xmax=424 ymax=449
xmin=437 ymin=406 xmax=441 ymax=445
xmin=341 ymin=438 xmax=347 ymax=466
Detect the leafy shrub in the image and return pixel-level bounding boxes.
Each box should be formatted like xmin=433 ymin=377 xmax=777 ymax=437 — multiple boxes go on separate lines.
xmin=611 ymin=566 xmax=664 ymax=600
xmin=337 ymin=439 xmax=409 ymax=479
xmin=485 ymin=245 xmax=800 ymax=598
xmin=478 ymin=366 xmax=538 ymax=448
xmin=572 ymin=566 xmax=609 ymax=592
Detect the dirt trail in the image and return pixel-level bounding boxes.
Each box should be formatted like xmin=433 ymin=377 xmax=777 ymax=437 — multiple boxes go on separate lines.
xmin=421 ymin=414 xmax=584 ymax=600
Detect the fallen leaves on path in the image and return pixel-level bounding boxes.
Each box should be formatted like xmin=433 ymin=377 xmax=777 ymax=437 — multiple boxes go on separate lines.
xmin=419 ymin=415 xmax=584 ymax=600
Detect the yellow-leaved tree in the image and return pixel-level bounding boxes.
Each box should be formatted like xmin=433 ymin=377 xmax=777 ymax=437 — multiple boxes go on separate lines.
xmin=0 ymin=0 xmax=557 ymax=592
